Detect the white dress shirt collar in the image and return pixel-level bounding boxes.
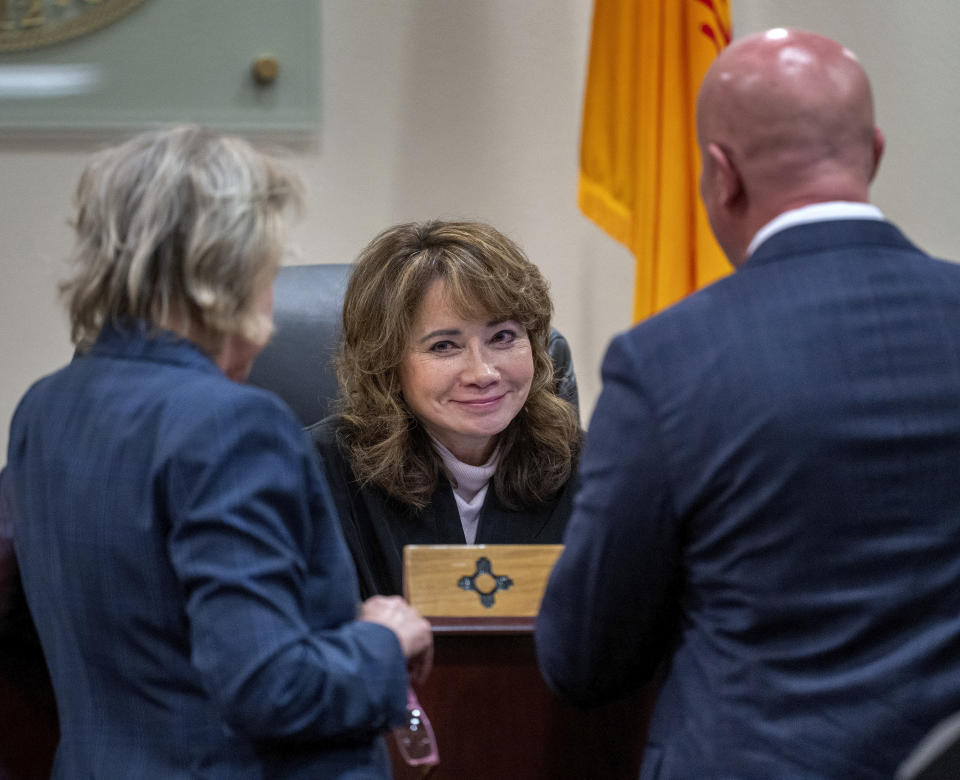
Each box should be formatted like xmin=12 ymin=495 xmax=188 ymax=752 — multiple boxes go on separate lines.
xmin=747 ymin=201 xmax=885 ymax=258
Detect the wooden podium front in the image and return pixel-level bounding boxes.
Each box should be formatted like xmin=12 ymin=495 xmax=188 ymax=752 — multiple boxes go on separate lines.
xmin=390 ymin=545 xmax=656 ymax=779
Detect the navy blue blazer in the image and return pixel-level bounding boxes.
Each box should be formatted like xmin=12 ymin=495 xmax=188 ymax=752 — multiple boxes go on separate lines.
xmin=536 ymin=220 xmax=960 ymax=778
xmin=7 ymin=324 xmax=408 ymax=778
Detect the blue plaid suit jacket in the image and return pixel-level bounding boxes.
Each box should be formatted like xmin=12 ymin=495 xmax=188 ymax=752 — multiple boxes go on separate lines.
xmin=8 ymin=323 xmax=406 ymax=778
xmin=538 ymin=220 xmax=960 ymax=778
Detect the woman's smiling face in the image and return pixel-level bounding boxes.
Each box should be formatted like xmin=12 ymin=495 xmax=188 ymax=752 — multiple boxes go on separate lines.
xmin=399 ymin=279 xmax=534 ymax=465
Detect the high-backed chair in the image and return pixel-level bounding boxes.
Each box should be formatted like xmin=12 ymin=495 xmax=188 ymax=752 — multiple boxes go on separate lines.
xmin=896 ymin=710 xmax=960 ymax=780
xmin=248 ymin=263 xmax=579 ymax=428
xmin=248 ymin=264 xmax=352 ymax=428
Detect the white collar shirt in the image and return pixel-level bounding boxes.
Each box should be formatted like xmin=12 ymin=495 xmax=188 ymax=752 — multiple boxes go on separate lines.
xmin=747 ymin=201 xmax=885 ymax=259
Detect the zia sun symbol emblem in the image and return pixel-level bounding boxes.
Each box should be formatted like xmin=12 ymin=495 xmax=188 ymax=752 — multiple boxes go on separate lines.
xmin=457 ymin=556 xmax=513 ymax=608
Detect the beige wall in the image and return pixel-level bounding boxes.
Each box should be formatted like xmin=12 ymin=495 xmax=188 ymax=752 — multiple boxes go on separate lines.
xmin=2 ymin=1 xmax=958 ymax=463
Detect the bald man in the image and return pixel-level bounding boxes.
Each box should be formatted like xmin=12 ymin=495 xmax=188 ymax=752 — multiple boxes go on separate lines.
xmin=537 ymin=29 xmax=960 ymax=778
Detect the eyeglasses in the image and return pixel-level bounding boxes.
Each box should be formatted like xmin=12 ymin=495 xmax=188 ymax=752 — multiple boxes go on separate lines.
xmin=393 ymin=687 xmax=439 ymax=773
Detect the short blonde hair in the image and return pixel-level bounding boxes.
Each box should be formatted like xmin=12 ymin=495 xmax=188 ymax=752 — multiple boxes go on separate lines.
xmin=61 ymin=125 xmax=303 ymax=352
xmin=337 ymin=220 xmax=581 ymax=509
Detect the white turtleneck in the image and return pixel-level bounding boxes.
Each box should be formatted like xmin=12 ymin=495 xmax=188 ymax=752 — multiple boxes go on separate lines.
xmin=430 ymin=437 xmax=500 ymax=544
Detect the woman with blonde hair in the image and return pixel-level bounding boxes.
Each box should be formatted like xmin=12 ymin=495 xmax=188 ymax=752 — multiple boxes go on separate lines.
xmin=7 ymin=125 xmax=431 ymax=778
xmin=311 ymin=220 xmax=582 ymax=597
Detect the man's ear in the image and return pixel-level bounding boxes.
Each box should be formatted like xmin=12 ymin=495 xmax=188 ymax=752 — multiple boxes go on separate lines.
xmin=707 ymin=142 xmax=743 ymax=206
xmin=868 ymin=127 xmax=885 ymax=183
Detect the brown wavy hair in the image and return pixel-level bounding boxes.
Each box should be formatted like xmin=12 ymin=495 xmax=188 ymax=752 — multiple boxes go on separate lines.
xmin=336 ymin=220 xmax=581 ymax=510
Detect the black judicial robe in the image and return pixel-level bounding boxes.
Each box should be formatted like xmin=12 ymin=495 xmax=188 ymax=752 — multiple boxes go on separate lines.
xmin=309 ymin=417 xmax=575 ymax=598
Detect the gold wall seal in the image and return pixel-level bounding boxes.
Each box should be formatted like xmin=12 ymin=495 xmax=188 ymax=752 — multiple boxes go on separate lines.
xmin=0 ymin=0 xmax=149 ymax=53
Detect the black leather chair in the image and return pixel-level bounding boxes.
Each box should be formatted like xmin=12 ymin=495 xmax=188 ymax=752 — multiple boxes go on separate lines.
xmin=248 ymin=264 xmax=352 ymax=428
xmin=248 ymin=264 xmax=578 ymax=427
xmin=896 ymin=710 xmax=960 ymax=780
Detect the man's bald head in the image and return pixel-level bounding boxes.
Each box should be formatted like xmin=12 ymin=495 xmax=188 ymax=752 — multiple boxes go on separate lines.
xmin=696 ymin=29 xmax=884 ymax=265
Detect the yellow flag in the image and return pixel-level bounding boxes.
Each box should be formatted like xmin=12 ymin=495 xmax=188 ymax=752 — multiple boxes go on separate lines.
xmin=579 ymin=0 xmax=732 ymax=322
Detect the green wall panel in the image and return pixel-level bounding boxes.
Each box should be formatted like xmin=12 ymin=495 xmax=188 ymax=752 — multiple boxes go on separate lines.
xmin=0 ymin=0 xmax=318 ymax=131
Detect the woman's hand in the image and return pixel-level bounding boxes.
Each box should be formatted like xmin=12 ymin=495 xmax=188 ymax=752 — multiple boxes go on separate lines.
xmin=360 ymin=595 xmax=433 ymax=685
